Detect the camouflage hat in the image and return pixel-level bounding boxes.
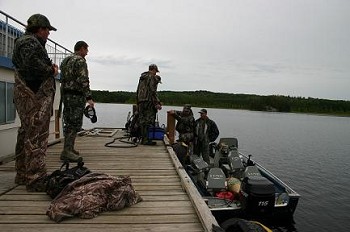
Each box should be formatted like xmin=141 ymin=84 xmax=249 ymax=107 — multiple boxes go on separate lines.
xmin=183 ymin=104 xmax=191 ymax=109
xmin=27 ymin=14 xmax=57 ymax=31
xmin=149 ymin=64 xmax=159 ymax=72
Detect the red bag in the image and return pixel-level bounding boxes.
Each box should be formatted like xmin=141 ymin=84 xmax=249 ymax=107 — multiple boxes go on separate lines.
xmin=216 ymin=191 xmax=234 ymax=201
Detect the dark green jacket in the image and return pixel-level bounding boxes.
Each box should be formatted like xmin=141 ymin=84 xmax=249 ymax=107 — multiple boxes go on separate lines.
xmin=195 ymin=117 xmax=219 ymax=142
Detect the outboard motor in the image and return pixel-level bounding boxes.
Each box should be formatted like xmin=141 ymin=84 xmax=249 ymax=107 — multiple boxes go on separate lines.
xmin=240 ymin=165 xmax=275 ymax=217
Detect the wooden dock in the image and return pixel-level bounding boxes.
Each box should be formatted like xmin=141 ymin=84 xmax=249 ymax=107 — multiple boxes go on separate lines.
xmin=0 ymin=128 xmax=219 ymax=232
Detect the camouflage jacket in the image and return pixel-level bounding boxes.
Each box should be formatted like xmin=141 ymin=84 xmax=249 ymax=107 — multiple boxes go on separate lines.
xmin=136 ymin=71 xmax=161 ymax=106
xmin=195 ymin=117 xmax=220 ymax=142
xmin=60 ymin=54 xmax=92 ymax=99
xmin=12 ymin=32 xmax=54 ymax=81
xmin=174 ymin=111 xmax=195 ymax=134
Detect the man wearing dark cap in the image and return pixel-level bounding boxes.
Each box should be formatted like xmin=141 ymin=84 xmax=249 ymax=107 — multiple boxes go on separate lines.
xmin=194 ymin=109 xmax=219 ymax=164
xmin=169 ymin=104 xmax=196 ymax=164
xmin=60 ymin=41 xmax=94 ymax=162
xmin=136 ymin=64 xmax=162 ymax=145
xmin=12 ymin=14 xmax=59 ymax=191
xmin=169 ymin=104 xmax=195 ymax=145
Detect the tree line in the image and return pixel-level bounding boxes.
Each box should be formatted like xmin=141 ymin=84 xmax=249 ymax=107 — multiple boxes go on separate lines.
xmin=91 ymin=90 xmax=350 ymax=116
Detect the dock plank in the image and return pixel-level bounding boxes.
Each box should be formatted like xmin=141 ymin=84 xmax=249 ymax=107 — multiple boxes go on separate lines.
xmin=1 ymin=223 xmax=204 ymax=232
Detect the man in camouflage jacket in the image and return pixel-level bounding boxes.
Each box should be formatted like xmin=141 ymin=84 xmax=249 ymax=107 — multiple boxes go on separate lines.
xmin=12 ymin=14 xmax=59 ymax=191
xmin=194 ymin=109 xmax=220 ymax=165
xmin=60 ymin=41 xmax=94 ymax=162
xmin=136 ymin=64 xmax=162 ymax=145
xmin=169 ymin=104 xmax=195 ymax=144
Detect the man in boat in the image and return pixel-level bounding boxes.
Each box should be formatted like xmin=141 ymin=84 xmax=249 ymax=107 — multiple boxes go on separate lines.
xmin=169 ymin=104 xmax=196 ymax=161
xmin=194 ymin=109 xmax=220 ymax=165
xmin=136 ymin=64 xmax=162 ymax=145
xmin=12 ymin=14 xmax=59 ymax=191
xmin=60 ymin=41 xmax=94 ymax=162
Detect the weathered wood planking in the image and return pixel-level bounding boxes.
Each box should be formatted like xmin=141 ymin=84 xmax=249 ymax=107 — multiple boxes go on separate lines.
xmin=0 ymin=129 xmax=219 ymax=232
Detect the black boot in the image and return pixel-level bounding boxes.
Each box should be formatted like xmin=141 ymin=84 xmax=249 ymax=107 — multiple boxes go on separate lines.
xmin=141 ymin=125 xmax=156 ymax=145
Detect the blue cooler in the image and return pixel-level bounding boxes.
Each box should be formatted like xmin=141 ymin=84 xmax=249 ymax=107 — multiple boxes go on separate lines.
xmin=148 ymin=126 xmax=165 ymax=140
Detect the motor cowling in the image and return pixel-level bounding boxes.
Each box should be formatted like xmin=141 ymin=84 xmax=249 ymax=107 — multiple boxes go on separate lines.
xmin=240 ymin=166 xmax=275 ymax=216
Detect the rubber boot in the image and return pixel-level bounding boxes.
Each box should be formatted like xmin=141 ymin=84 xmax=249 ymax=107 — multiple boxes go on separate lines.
xmin=71 ymin=135 xmax=80 ymax=155
xmin=140 ymin=125 xmax=147 ymax=144
xmin=26 ymin=175 xmax=48 ymax=192
xmin=60 ymin=137 xmax=82 ymax=162
xmin=141 ymin=125 xmax=156 ymax=146
xmin=60 ymin=149 xmax=82 ymax=162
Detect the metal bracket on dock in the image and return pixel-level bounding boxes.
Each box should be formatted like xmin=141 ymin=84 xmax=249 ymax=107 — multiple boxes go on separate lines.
xmin=78 ymin=128 xmax=120 ymax=137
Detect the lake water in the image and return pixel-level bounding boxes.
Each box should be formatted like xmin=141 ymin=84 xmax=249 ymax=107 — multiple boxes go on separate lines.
xmin=83 ymin=103 xmax=350 ymax=232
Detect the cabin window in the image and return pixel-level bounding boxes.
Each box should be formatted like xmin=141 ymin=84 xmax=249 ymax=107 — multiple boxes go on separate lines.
xmin=0 ymin=81 xmax=15 ymax=124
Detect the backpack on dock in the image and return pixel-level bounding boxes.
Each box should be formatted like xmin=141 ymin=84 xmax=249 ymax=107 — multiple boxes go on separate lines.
xmin=125 ymin=112 xmax=141 ymax=140
xmin=46 ymin=161 xmax=91 ymax=199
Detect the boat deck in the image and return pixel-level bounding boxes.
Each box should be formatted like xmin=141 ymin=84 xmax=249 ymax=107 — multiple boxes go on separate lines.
xmin=0 ymin=128 xmax=218 ymax=232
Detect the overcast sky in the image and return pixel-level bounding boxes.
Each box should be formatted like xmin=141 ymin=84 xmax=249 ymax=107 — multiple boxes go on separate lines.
xmin=2 ymin=0 xmax=350 ymax=100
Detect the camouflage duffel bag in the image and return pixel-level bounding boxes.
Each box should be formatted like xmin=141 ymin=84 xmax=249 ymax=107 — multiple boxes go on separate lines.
xmin=46 ymin=161 xmax=91 ymax=199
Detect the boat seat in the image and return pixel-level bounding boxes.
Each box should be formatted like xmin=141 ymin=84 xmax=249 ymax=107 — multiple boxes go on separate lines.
xmin=218 ymin=138 xmax=238 ymax=149
xmin=206 ymin=168 xmax=226 ymax=192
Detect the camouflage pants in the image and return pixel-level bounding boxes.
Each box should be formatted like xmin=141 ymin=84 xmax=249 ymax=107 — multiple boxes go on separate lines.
xmin=13 ymin=73 xmax=55 ymax=189
xmin=138 ymin=101 xmax=156 ymax=141
xmin=138 ymin=101 xmax=156 ymax=127
xmin=62 ymin=94 xmax=85 ymax=150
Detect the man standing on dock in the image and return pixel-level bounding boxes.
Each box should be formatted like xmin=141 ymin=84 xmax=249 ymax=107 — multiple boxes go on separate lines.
xmin=12 ymin=14 xmax=59 ymax=191
xmin=194 ymin=109 xmax=219 ymax=165
xmin=136 ymin=64 xmax=162 ymax=145
xmin=60 ymin=41 xmax=94 ymax=162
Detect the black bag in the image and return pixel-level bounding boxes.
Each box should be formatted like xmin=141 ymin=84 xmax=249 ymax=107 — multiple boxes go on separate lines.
xmin=125 ymin=113 xmax=141 ymax=139
xmin=46 ymin=161 xmax=91 ymax=199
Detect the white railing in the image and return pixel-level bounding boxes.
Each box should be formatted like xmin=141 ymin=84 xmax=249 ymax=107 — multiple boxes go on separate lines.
xmin=0 ymin=10 xmax=72 ymax=65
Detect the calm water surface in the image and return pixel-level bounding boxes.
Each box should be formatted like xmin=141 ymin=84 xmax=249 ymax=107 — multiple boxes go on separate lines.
xmin=83 ymin=103 xmax=350 ymax=232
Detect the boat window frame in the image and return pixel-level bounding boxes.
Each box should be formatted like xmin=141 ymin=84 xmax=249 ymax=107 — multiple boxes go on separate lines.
xmin=0 ymin=80 xmax=16 ymax=124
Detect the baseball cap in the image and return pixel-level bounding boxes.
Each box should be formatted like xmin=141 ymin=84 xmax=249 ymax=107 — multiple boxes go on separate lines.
xmin=27 ymin=14 xmax=57 ymax=31
xmin=198 ymin=109 xmax=207 ymax=114
xmin=149 ymin=64 xmax=160 ymax=72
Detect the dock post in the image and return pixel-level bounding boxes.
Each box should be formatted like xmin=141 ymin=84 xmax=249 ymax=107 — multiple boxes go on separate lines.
xmin=55 ymin=109 xmax=60 ymax=139
xmin=166 ymin=111 xmax=175 ymax=144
